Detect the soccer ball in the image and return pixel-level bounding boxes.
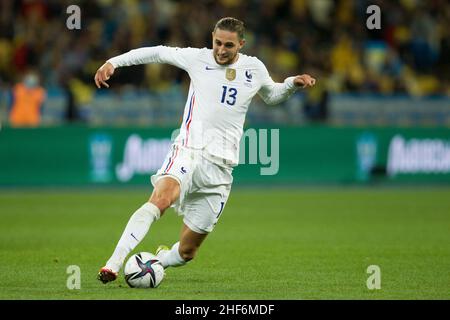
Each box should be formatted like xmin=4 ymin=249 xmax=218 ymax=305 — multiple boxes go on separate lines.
xmin=124 ymin=252 xmax=165 ymax=288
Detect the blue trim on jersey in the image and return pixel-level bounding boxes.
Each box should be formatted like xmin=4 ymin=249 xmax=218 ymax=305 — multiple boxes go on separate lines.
xmin=185 ymin=92 xmax=195 ymax=125
xmin=163 ymin=147 xmax=175 ymax=172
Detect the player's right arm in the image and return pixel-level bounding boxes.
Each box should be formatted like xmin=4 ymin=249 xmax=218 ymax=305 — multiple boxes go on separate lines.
xmin=94 ymin=46 xmax=199 ymax=88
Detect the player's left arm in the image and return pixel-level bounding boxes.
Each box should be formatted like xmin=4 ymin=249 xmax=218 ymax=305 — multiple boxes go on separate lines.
xmin=257 ymin=61 xmax=316 ymax=105
xmin=292 ymin=74 xmax=316 ymax=88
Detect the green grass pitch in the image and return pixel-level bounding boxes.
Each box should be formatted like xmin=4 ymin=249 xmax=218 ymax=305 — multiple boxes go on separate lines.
xmin=0 ymin=187 xmax=449 ymax=299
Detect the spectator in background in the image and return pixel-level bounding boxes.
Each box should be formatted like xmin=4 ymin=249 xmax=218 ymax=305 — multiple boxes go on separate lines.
xmin=9 ymin=70 xmax=46 ymax=127
xmin=61 ymin=78 xmax=78 ymax=123
xmin=1 ymin=0 xmax=449 ymax=116
xmin=303 ymin=70 xmax=329 ymax=123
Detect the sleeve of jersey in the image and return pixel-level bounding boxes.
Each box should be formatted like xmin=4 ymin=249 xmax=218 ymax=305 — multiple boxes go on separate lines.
xmin=257 ymin=62 xmax=298 ymax=105
xmin=106 ymin=46 xmax=197 ymax=71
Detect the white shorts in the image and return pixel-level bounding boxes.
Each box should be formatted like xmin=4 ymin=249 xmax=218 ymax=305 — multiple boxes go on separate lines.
xmin=151 ymin=144 xmax=233 ymax=234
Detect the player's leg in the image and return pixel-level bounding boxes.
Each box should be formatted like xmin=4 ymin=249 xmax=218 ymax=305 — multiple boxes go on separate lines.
xmin=157 ymin=223 xmax=208 ymax=268
xmin=98 ymin=177 xmax=180 ymax=283
xmin=149 ymin=176 xmax=181 ymax=212
xmin=156 ymin=159 xmax=232 ymax=269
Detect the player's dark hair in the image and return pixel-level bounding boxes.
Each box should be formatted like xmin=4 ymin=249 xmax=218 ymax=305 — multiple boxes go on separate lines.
xmin=214 ymin=17 xmax=245 ymax=40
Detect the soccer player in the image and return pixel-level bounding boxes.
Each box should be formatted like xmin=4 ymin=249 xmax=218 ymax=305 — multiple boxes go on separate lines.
xmin=94 ymin=17 xmax=316 ymax=283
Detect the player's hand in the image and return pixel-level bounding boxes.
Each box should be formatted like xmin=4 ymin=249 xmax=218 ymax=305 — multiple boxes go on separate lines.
xmin=94 ymin=62 xmax=115 ymax=88
xmin=293 ymin=74 xmax=316 ymax=88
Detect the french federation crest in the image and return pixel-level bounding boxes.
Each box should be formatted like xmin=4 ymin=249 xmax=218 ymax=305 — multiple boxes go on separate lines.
xmin=226 ymin=68 xmax=236 ymax=81
xmin=245 ymin=70 xmax=252 ymax=82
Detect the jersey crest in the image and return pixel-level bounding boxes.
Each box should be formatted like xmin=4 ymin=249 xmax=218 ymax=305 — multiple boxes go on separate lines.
xmin=225 ymin=68 xmax=236 ymax=81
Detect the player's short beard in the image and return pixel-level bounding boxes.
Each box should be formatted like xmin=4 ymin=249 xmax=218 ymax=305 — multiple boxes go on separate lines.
xmin=213 ymin=50 xmax=239 ymax=66
xmin=215 ymin=51 xmax=237 ymax=65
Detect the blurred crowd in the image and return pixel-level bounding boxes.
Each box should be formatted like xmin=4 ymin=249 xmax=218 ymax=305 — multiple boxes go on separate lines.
xmin=0 ymin=0 xmax=449 ymax=108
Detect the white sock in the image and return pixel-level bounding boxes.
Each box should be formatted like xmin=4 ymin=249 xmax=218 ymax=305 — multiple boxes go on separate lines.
xmin=105 ymin=202 xmax=160 ymax=273
xmin=157 ymin=242 xmax=186 ymax=268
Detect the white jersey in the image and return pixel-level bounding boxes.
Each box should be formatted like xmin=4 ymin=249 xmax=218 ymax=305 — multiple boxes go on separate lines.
xmin=108 ymin=46 xmax=298 ymax=166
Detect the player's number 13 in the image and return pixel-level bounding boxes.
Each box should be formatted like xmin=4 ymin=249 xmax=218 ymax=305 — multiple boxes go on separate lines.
xmin=221 ymin=86 xmax=237 ymax=106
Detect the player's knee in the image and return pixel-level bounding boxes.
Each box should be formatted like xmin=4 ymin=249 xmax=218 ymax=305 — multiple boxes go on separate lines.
xmin=149 ymin=190 xmax=176 ymax=213
xmin=150 ymin=179 xmax=180 ymax=213
xmin=150 ymin=195 xmax=172 ymax=213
